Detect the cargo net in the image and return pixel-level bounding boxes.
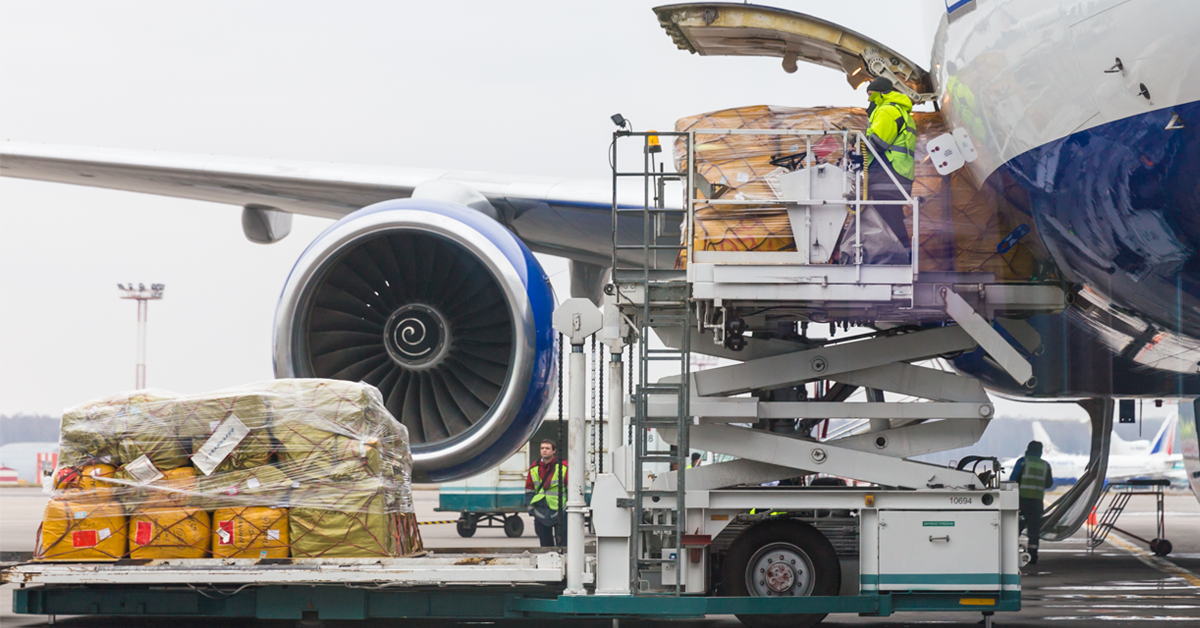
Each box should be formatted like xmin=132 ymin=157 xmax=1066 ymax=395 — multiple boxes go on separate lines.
xmin=674 ymin=105 xmax=1054 ymax=280
xmin=37 ymin=379 xmax=423 ymax=562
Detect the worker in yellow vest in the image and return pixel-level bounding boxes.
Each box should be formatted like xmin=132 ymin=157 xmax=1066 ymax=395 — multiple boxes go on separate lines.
xmin=1010 ymin=440 xmax=1054 ymax=565
xmin=863 ymin=76 xmax=918 ymax=258
xmin=525 ymin=439 xmax=567 ymax=547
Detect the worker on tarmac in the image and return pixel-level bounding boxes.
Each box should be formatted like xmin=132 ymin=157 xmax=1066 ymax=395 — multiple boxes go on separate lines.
xmin=525 ymin=439 xmax=567 ymax=547
xmin=689 ymin=452 xmax=703 ymax=468
xmin=1010 ymin=440 xmax=1054 ymax=565
xmin=863 ymin=76 xmax=917 ymax=256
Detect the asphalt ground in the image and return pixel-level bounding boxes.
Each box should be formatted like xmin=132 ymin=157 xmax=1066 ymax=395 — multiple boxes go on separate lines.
xmin=2 ymin=487 xmax=1198 ymax=627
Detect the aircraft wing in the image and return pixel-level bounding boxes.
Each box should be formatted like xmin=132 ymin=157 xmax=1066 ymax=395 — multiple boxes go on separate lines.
xmin=0 ymin=142 xmax=618 ymax=266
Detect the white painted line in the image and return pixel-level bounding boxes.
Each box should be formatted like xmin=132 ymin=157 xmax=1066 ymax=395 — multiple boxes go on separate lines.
xmin=1105 ymin=530 xmax=1200 ymax=588
xmin=1046 ymin=616 xmax=1200 ymax=621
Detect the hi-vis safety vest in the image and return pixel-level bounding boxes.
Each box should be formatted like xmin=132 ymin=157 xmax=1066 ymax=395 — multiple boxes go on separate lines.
xmin=530 ymin=463 xmax=565 ymax=511
xmin=865 ymin=91 xmax=917 ymax=181
xmin=1018 ymin=456 xmax=1050 ymax=500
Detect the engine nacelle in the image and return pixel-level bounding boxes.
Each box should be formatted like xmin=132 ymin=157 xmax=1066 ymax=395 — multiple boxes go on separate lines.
xmin=274 ymin=199 xmax=557 ymax=482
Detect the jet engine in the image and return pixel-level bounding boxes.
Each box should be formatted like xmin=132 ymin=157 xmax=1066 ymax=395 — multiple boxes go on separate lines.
xmin=274 ymin=199 xmax=557 ymax=482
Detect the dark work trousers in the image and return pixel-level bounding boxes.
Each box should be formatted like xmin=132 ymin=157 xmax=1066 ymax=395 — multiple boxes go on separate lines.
xmin=867 ymin=162 xmax=914 ymax=251
xmin=1019 ymin=497 xmax=1045 ymax=564
xmin=532 ymin=505 xmax=565 ymax=547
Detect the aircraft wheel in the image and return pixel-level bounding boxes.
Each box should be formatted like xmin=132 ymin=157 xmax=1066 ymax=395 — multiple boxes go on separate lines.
xmin=722 ymin=519 xmax=840 ymax=628
xmin=504 ymin=515 xmax=525 ymax=538
xmin=456 ymin=516 xmax=477 ymax=538
xmin=1150 ymin=538 xmax=1173 ymax=556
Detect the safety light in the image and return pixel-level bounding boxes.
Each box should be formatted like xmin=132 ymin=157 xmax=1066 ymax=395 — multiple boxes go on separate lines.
xmin=647 ymin=131 xmax=662 ymax=154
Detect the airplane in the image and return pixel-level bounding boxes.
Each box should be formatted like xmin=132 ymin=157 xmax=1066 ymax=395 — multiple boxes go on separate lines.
xmin=2 ymin=0 xmax=1199 ymax=530
xmin=1002 ymin=414 xmax=1183 ymax=486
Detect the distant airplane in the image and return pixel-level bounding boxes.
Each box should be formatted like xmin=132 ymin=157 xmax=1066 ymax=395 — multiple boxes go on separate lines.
xmin=1005 ymin=415 xmax=1183 ymax=487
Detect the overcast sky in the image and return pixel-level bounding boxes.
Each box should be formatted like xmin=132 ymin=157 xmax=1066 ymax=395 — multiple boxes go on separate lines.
xmin=0 ymin=1 xmax=1175 ymax=432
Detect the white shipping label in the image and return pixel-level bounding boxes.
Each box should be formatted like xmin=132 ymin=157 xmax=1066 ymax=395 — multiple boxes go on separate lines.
xmin=736 ymin=171 xmax=750 ymax=183
xmin=123 ymin=454 xmax=164 ymax=484
xmin=246 ymin=477 xmax=261 ymax=490
xmin=98 ymin=528 xmax=111 ymax=541
xmin=267 ymin=529 xmax=280 ymax=541
xmin=217 ymin=527 xmax=232 ymax=544
xmin=193 ymin=414 xmax=250 ymax=476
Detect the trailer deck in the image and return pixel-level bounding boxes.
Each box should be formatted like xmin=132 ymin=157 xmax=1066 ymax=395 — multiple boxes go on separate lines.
xmin=2 ymin=551 xmax=564 ymax=586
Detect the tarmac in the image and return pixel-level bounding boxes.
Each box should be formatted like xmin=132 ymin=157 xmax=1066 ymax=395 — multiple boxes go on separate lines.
xmin=2 ymin=486 xmax=1197 ymax=627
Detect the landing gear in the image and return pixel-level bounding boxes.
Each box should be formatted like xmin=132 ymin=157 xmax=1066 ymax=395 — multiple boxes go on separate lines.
xmin=722 ymin=519 xmax=841 ymax=628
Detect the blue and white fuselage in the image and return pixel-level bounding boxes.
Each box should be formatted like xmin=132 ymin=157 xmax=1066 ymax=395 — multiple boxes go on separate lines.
xmin=928 ymin=0 xmax=1200 ymax=398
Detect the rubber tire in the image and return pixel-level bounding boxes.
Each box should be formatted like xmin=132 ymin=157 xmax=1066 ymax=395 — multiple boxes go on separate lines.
xmin=504 ymin=515 xmax=525 ymax=538
xmin=1151 ymin=538 xmax=1173 ymax=556
xmin=722 ymin=519 xmax=841 ymax=628
xmin=456 ymin=517 xmax=477 ymax=538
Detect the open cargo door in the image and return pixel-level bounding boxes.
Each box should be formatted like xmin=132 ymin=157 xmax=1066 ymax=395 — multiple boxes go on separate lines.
xmin=654 ymin=3 xmax=932 ymax=102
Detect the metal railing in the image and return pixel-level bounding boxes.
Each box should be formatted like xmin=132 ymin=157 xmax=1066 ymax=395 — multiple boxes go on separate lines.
xmin=610 ymin=130 xmax=692 ymax=595
xmin=684 ymin=128 xmax=919 ymax=280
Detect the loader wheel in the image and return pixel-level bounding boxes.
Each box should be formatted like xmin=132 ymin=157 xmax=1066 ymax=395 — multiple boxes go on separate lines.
xmin=1150 ymin=538 xmax=1173 ymax=556
xmin=456 ymin=516 xmax=477 ymax=538
xmin=504 ymin=515 xmax=525 ymax=538
xmin=722 ymin=519 xmax=841 ymax=628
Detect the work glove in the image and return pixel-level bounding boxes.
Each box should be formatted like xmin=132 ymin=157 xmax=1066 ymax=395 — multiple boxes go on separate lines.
xmin=847 ymin=151 xmax=864 ymax=172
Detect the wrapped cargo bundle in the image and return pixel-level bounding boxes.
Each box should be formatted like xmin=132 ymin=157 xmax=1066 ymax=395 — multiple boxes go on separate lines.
xmin=672 ymin=105 xmax=1052 ymax=280
xmin=267 ymin=379 xmax=421 ymax=557
xmin=58 ymin=391 xmax=179 ymax=469
xmin=211 ymin=506 xmax=289 ymax=559
xmin=37 ymin=497 xmax=127 ymax=561
xmin=37 ymin=379 xmax=422 ymax=562
xmin=175 ymin=391 xmax=275 ymax=473
xmin=129 ymin=507 xmax=210 ymax=559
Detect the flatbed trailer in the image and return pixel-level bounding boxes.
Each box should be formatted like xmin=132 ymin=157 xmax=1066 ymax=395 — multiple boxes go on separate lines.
xmin=5 ymin=545 xmax=1017 ymax=622
xmin=4 ymin=484 xmax=1022 ymax=625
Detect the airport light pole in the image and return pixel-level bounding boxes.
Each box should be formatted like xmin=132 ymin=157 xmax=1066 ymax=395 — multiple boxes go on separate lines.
xmin=118 ymin=283 xmax=165 ymax=389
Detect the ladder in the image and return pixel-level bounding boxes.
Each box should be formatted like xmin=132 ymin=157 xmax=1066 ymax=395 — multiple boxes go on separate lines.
xmin=1088 ymin=479 xmax=1169 ymax=551
xmin=611 ymin=129 xmax=692 ymax=594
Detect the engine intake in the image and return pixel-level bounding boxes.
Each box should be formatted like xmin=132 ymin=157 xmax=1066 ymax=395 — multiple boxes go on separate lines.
xmin=274 ymin=199 xmax=557 ymax=482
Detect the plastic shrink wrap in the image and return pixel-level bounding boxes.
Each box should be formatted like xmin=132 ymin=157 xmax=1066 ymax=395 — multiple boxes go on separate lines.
xmin=673 ymin=105 xmax=1053 ymax=280
xmin=37 ymin=379 xmax=422 ymax=561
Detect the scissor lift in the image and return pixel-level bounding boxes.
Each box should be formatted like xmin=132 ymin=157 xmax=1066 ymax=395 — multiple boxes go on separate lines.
xmin=597 ymin=126 xmax=1070 ymax=625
